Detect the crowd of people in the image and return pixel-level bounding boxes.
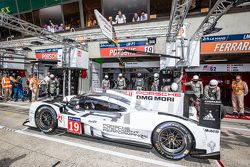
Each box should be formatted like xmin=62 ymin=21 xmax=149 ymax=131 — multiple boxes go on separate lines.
xmin=43 ymin=19 xmax=81 ymax=33
xmin=0 ymin=72 xmax=60 ymax=102
xmin=102 ymin=72 xmax=249 ymax=118
xmin=107 ymin=10 xmax=148 ymax=25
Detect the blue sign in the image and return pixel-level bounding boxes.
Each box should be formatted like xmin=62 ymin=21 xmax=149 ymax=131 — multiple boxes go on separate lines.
xmin=100 ymin=41 xmax=148 ymax=48
xmin=35 ymin=48 xmax=62 ymax=53
xmin=68 ymin=116 xmax=81 ymax=122
xmin=202 ymin=33 xmax=250 ymax=42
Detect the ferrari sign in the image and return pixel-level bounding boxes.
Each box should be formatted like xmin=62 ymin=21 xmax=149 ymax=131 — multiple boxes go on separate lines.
xmin=201 ymin=33 xmax=250 ymax=54
xmin=94 ymin=9 xmax=113 ymax=41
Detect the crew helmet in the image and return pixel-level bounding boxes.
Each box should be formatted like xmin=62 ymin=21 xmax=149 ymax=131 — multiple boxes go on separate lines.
xmin=154 ymin=73 xmax=159 ymax=78
xmin=119 ymin=73 xmax=123 ymax=77
xmin=50 ymin=74 xmax=55 ymax=78
xmin=170 ymin=83 xmax=178 ymax=92
xmin=209 ymin=79 xmax=218 ymax=88
xmin=137 ymin=73 xmax=142 ymax=77
xmin=104 ymin=75 xmax=108 ymax=79
xmin=192 ymin=75 xmax=199 ymax=81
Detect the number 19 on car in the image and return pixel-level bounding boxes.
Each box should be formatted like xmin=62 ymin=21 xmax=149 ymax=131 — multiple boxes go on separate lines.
xmin=67 ymin=116 xmax=82 ymax=135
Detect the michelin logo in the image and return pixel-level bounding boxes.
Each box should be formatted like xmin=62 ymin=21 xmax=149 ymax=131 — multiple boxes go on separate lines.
xmin=203 ymin=111 xmax=215 ymax=121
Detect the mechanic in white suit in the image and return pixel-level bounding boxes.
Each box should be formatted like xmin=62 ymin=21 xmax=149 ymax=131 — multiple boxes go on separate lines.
xmin=102 ymin=75 xmax=110 ymax=90
xmin=151 ymin=73 xmax=160 ymax=91
xmin=117 ymin=73 xmax=126 ymax=90
xmin=135 ymin=73 xmax=144 ymax=90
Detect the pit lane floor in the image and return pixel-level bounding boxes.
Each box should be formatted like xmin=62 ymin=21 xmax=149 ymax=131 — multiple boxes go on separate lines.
xmin=0 ymin=101 xmax=249 ymax=167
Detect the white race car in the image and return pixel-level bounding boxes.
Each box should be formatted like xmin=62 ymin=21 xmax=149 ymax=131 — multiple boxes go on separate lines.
xmin=24 ymin=90 xmax=222 ymax=160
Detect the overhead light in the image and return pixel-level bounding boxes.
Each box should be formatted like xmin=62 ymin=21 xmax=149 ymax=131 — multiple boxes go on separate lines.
xmin=22 ymin=47 xmax=32 ymax=51
xmin=63 ymin=38 xmax=76 ymax=43
xmin=5 ymin=48 xmax=15 ymax=52
xmin=31 ymin=41 xmax=44 ymax=45
xmin=204 ymin=59 xmax=228 ymax=62
xmin=233 ymin=0 xmax=250 ymax=6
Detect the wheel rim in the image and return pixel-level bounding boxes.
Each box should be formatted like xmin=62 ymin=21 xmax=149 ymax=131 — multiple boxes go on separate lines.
xmin=39 ymin=110 xmax=53 ymax=129
xmin=159 ymin=127 xmax=187 ymax=154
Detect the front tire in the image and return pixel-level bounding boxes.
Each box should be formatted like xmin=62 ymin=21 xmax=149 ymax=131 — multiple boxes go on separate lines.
xmin=152 ymin=122 xmax=193 ymax=160
xmin=35 ymin=106 xmax=57 ymax=133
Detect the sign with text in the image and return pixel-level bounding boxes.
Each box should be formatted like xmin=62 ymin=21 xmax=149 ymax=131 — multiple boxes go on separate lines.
xmin=1 ymin=52 xmax=25 ymax=70
xmin=201 ymin=33 xmax=250 ymax=54
xmin=186 ymin=64 xmax=250 ymax=72
xmin=70 ymin=48 xmax=89 ymax=69
xmin=67 ymin=116 xmax=82 ymax=135
xmin=35 ymin=48 xmax=62 ymax=60
xmin=94 ymin=9 xmax=113 ymax=41
xmin=100 ymin=41 xmax=155 ymax=58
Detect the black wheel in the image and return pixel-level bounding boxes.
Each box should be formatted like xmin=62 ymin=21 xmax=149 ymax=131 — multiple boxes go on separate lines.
xmin=152 ymin=122 xmax=193 ymax=160
xmin=35 ymin=106 xmax=57 ymax=133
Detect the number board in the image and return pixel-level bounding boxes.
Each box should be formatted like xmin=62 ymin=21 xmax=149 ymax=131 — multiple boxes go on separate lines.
xmin=67 ymin=116 xmax=82 ymax=135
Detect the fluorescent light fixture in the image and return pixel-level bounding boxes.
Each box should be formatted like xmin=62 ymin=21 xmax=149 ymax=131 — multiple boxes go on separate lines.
xmin=204 ymin=59 xmax=228 ymax=62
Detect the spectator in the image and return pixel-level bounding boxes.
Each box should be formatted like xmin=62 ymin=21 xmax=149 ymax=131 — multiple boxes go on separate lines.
xmin=115 ymin=10 xmax=126 ymax=24
xmin=27 ymin=74 xmax=33 ymax=102
xmin=2 ymin=73 xmax=12 ymax=101
xmin=0 ymin=74 xmax=2 ymax=97
xmin=10 ymin=73 xmax=18 ymax=100
xmin=231 ymin=75 xmax=249 ymax=118
xmin=108 ymin=16 xmax=116 ymax=25
xmin=140 ymin=11 xmax=148 ymax=21
xmin=14 ymin=76 xmax=24 ymax=102
xmin=58 ymin=23 xmax=64 ymax=32
xmin=132 ymin=13 xmax=140 ymax=22
xmin=65 ymin=24 xmax=71 ymax=30
xmin=29 ymin=74 xmax=40 ymax=102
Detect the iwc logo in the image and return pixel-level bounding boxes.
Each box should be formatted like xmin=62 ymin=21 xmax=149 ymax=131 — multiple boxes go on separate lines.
xmin=203 ymin=111 xmax=215 ymax=121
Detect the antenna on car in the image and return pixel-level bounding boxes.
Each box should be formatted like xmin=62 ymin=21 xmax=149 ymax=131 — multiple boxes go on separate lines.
xmin=65 ymin=96 xmax=69 ymax=105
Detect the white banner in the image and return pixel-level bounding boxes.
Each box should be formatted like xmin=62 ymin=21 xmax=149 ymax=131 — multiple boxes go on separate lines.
xmin=186 ymin=64 xmax=250 ymax=72
xmin=102 ymin=61 xmax=160 ymax=68
xmin=91 ymin=61 xmax=101 ymax=90
xmin=1 ymin=53 xmax=25 ymax=70
xmin=94 ymin=9 xmax=113 ymax=41
xmin=70 ymin=48 xmax=89 ymax=69
xmin=161 ymin=40 xmax=200 ymax=69
xmin=116 ymin=90 xmax=184 ymax=116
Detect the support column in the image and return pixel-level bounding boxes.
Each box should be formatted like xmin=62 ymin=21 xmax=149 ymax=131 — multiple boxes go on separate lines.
xmin=79 ymin=0 xmax=85 ymax=28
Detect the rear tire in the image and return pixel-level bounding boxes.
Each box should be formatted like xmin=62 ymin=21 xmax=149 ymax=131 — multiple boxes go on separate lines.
xmin=152 ymin=122 xmax=193 ymax=160
xmin=35 ymin=106 xmax=57 ymax=133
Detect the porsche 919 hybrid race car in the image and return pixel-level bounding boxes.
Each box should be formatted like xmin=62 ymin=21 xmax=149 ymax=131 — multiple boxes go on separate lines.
xmin=24 ymin=89 xmax=222 ymax=160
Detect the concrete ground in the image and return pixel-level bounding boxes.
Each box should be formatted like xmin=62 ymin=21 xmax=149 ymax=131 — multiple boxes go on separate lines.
xmin=0 ymin=101 xmax=249 ymax=167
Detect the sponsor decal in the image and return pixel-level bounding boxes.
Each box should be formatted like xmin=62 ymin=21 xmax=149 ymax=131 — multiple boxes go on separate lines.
xmin=103 ymin=124 xmax=148 ymax=139
xmin=88 ymin=120 xmax=97 ymax=124
xmin=57 ymin=114 xmax=63 ymax=122
xmin=205 ymin=129 xmax=219 ymax=133
xmin=126 ymin=90 xmax=133 ymax=96
xmin=207 ymin=141 xmax=216 ymax=152
xmin=67 ymin=116 xmax=82 ymax=135
xmin=136 ymin=95 xmax=174 ymax=102
xmin=203 ymin=111 xmax=215 ymax=121
xmin=136 ymin=91 xmax=182 ymax=97
xmin=135 ymin=91 xmax=182 ymax=102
